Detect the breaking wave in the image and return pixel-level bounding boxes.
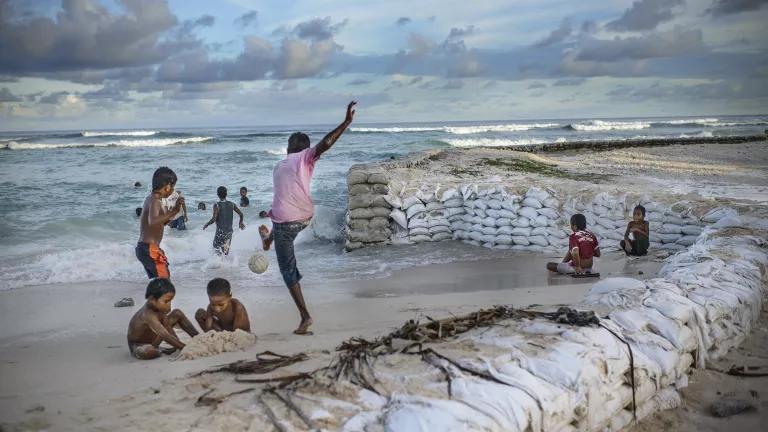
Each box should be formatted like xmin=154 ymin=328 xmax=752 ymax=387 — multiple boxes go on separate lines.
xmin=81 ymin=130 xmax=159 ymax=137
xmin=2 ymin=136 xmax=214 ymax=150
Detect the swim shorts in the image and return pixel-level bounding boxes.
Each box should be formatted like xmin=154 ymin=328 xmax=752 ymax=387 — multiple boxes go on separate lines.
xmin=135 ymin=242 xmax=170 ymax=279
xmin=213 ymin=229 xmax=233 ymax=253
xmin=273 ymin=220 xmax=310 ymax=288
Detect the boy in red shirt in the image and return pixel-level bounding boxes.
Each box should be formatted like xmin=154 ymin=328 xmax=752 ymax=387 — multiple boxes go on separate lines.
xmin=547 ymin=213 xmax=600 ymax=275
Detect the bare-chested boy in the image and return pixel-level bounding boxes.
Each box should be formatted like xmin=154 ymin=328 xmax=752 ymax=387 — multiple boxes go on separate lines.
xmin=135 ymin=167 xmax=184 ymax=279
xmin=195 ymin=278 xmax=251 ymax=332
xmin=126 ymin=278 xmax=199 ymax=360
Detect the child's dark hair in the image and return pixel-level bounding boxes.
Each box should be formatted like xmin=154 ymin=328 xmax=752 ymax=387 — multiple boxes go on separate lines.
xmin=217 ymin=186 xmax=227 ymax=199
xmin=287 ymin=132 xmax=310 ymax=154
xmin=633 ymin=205 xmax=646 ymax=217
xmin=145 ymin=278 xmax=175 ymax=299
xmin=135 ymin=207 xmax=142 ymax=217
xmin=240 ymin=186 xmax=247 ymax=193
xmin=570 ymin=213 xmax=587 ymax=231
xmin=207 ymin=278 xmax=231 ymax=296
xmin=151 ymin=167 xmax=177 ymax=191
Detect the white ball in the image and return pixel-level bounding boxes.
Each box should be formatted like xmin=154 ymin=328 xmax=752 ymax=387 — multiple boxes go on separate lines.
xmin=248 ymin=253 xmax=269 ymax=274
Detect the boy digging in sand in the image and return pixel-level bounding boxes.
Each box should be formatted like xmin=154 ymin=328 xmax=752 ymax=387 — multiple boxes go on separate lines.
xmin=195 ymin=278 xmax=251 ymax=332
xmin=259 ymin=101 xmax=357 ymax=335
xmin=547 ymin=213 xmax=601 ymax=275
xmin=126 ymin=278 xmax=198 ymax=360
xmin=136 ymin=167 xmax=183 ymax=279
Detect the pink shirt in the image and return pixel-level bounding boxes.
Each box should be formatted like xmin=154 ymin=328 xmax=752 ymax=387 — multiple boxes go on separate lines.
xmin=269 ymin=147 xmax=318 ymax=223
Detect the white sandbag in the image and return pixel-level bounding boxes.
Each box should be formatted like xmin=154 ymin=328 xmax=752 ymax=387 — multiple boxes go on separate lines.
xmin=460 ymin=184 xmax=477 ymax=200
xmin=406 ymin=204 xmax=427 ymax=220
xmin=469 ymin=231 xmax=484 ymax=242
xmin=663 ymin=216 xmax=687 ymax=226
xmin=497 ymin=226 xmax=515 ymax=236
xmin=474 ymin=200 xmax=488 ymax=210
xmin=498 ymin=209 xmax=516 ymax=219
xmin=518 ymin=206 xmax=539 ymax=220
xmin=542 ymin=197 xmax=559 ymax=209
xmin=647 ymin=211 xmax=663 ymax=222
xmin=521 ymin=197 xmax=543 ymax=209
xmin=526 ymin=187 xmax=550 ymax=202
xmin=531 ymin=226 xmax=548 ymax=236
xmin=482 ymin=217 xmax=497 ymax=228
xmin=487 ymin=199 xmax=502 ymax=210
xmin=431 ymin=232 xmax=452 ymax=242
xmin=500 ymin=200 xmax=519 ymax=212
xmin=531 ymin=215 xmax=549 ymax=228
xmin=440 ymin=188 xmax=460 ymax=202
xmin=383 ymin=194 xmax=403 ymax=210
xmin=402 ymin=196 xmax=422 ymax=210
xmin=660 ymin=243 xmax=686 ymax=251
xmin=463 ymin=239 xmax=481 ymax=247
xmin=445 ymin=207 xmax=464 ymax=218
xmin=512 ymin=217 xmax=531 ymax=228
xmin=475 ymin=208 xmax=487 ymax=218
xmin=480 ymin=234 xmax=496 ymax=244
xmin=389 ymin=209 xmax=407 ymax=229
xmin=546 ymin=227 xmax=568 ymax=239
xmin=681 ymin=225 xmax=702 ymax=236
xmin=427 ymin=218 xmax=450 ymax=229
xmin=494 ymin=235 xmax=514 ymax=245
xmin=702 ymin=207 xmax=737 ymax=223
xmin=508 ymin=227 xmax=532 ymax=237
xmin=480 ymin=226 xmax=498 ymax=236
xmin=512 ymin=236 xmax=530 ymax=246
xmin=486 ymin=209 xmax=501 ymax=219
xmin=659 ymin=223 xmax=683 ymax=234
xmin=409 ymin=234 xmax=431 ymax=243
xmin=426 ymin=201 xmax=444 ymax=211
xmin=471 ymin=216 xmax=483 ymax=225
xmin=592 ymin=204 xmax=610 ymax=217
xmin=443 ymin=198 xmax=463 ymax=208
xmin=537 ymin=208 xmax=559 ymax=220
xmin=676 ymin=235 xmax=698 ymax=246
xmin=450 ymin=221 xmax=464 ymax=231
xmin=656 ymin=233 xmax=681 ymax=244
xmin=452 ymin=230 xmax=467 ymax=240
xmin=596 ymin=216 xmax=617 ymax=230
xmin=529 ymin=236 xmax=549 ymax=247
xmin=463 ymin=206 xmax=476 ymax=217
xmin=496 ymin=218 xmax=512 ymax=227
xmin=409 ymin=227 xmax=429 ymax=236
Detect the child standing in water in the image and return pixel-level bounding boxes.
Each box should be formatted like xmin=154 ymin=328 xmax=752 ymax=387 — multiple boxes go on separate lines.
xmin=240 ymin=187 xmax=250 ymax=207
xmin=126 ymin=278 xmax=198 ymax=360
xmin=203 ymin=186 xmax=245 ymax=255
xmin=136 ymin=167 xmax=183 ymax=279
xmin=621 ymin=205 xmax=650 ymax=256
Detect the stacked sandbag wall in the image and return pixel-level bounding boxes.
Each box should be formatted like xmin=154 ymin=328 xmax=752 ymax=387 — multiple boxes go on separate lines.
xmin=344 ymin=168 xmax=394 ymax=251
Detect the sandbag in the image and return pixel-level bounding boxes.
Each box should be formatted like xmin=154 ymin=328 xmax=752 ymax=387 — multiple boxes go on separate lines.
xmin=676 ymin=235 xmax=698 ymax=246
xmin=440 ymin=188 xmax=460 ymax=202
xmin=350 ymin=208 xmax=374 ymax=219
xmin=496 ymin=218 xmax=512 ymax=227
xmin=498 ymin=209 xmax=516 ymax=219
xmin=383 ymin=194 xmax=403 ymax=210
xmin=526 ymin=187 xmax=550 ymax=202
xmin=487 ymin=199 xmax=502 ymax=210
xmin=443 ymin=198 xmax=463 ymax=208
xmin=702 ymin=207 xmax=736 ymax=223
xmin=369 ymin=217 xmax=390 ymax=230
xmin=475 ymin=208 xmax=487 ymax=218
xmin=429 ymin=225 xmax=451 ymax=235
xmin=349 ymin=194 xmax=389 ymax=210
xmin=426 ymin=201 xmax=444 ymax=211
xmin=469 ymin=231 xmax=484 ymax=242
xmin=409 ymin=234 xmax=431 ymax=243
xmin=511 ymin=227 xmax=532 ymax=236
xmin=348 ymin=219 xmax=370 ymax=231
xmin=537 ymin=208 xmax=559 ymax=220
xmin=403 ymin=196 xmax=422 ymax=209
xmin=531 ymin=215 xmax=549 ymax=227
xmin=431 ymin=232 xmax=452 ymax=241
xmin=542 ymin=197 xmax=559 ymax=209
xmin=406 ymin=204 xmax=427 ymax=219
xmin=547 ymin=227 xmax=568 ymax=238
xmin=486 ymin=209 xmax=501 ymax=219
xmin=349 ymin=227 xmax=390 ymax=243
xmin=482 ymin=217 xmax=497 ymax=228
xmin=409 ymin=227 xmax=429 ymax=236
xmin=474 ymin=200 xmax=488 ymax=210
xmin=367 ymin=172 xmax=388 ymax=185
xmin=511 ymin=217 xmax=531 ymax=228
xmin=681 ymin=225 xmax=702 ymax=236
xmin=480 ymin=226 xmax=497 ymax=236
xmin=347 ymin=170 xmax=368 ymax=186
xmin=480 ymin=234 xmax=495 ymax=244
xmin=659 ymin=223 xmax=683 ymax=234
xmin=427 ymin=218 xmax=450 ymax=228
xmin=497 ymin=226 xmax=515 ymax=235
xmin=512 ymin=236 xmax=530 ymax=246
xmin=521 ymin=197 xmax=543 ymax=209
xmin=518 ymin=206 xmax=539 ymax=220
xmin=529 ymin=235 xmax=549 ymax=247
xmin=656 ymin=233 xmax=681 ymax=244
xmin=494 ymin=235 xmax=513 ymax=245
xmin=349 ymin=184 xmax=372 ymax=195
xmin=463 ymin=206 xmax=476 ymax=217
xmin=408 ymin=215 xmax=428 ymax=229
xmin=531 ymin=226 xmax=548 ymax=236
xmin=500 ymin=200 xmax=519 ymax=212
xmin=445 ymin=207 xmax=464 ymax=217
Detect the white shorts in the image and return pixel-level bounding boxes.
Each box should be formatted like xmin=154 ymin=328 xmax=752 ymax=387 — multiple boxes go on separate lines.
xmin=556 ymin=262 xmax=596 ymax=274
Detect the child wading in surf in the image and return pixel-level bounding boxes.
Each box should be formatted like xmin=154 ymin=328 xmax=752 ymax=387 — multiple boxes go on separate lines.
xmin=259 ymin=101 xmax=357 ymax=335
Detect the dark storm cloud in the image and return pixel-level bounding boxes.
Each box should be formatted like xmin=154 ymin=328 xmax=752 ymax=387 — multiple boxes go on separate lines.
xmin=707 ymin=0 xmax=768 ymax=16
xmin=0 ymin=0 xmax=178 ymax=74
xmin=293 ymin=16 xmax=348 ymax=41
xmin=0 ymin=87 xmax=21 ymax=102
xmin=396 ymin=17 xmax=411 ymax=26
xmin=235 ymin=10 xmax=258 ymax=28
xmin=533 ymin=18 xmax=572 ymax=48
xmin=606 ymin=0 xmax=684 ymax=32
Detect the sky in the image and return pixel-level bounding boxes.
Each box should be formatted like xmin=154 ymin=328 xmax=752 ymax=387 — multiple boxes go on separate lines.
xmin=0 ymin=0 xmax=766 ymax=130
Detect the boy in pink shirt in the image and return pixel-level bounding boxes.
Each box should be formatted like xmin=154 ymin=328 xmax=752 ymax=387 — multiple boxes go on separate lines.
xmin=259 ymin=101 xmax=356 ymax=335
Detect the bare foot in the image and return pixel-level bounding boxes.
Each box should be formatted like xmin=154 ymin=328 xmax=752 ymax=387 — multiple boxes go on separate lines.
xmin=293 ymin=318 xmax=313 ymax=335
xmin=259 ymin=225 xmax=273 ymax=251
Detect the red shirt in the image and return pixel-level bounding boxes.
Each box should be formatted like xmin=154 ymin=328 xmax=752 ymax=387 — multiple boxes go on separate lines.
xmin=569 ymin=230 xmax=599 ymax=260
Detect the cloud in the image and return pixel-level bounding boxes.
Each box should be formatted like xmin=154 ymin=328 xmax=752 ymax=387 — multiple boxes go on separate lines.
xmin=38 ymin=91 xmax=69 ymax=104
xmin=235 ymin=10 xmax=258 ymax=28
xmin=0 ymin=87 xmax=21 ymax=102
xmin=527 ymin=82 xmax=546 ymax=89
xmin=534 ymin=18 xmax=572 ymax=48
xmin=575 ymin=28 xmax=704 ymax=62
xmin=277 ymin=38 xmax=341 ymax=78
xmin=606 ymin=0 xmax=684 ymax=32
xmin=347 ymin=78 xmax=371 ymax=85
xmin=293 ymin=16 xmax=347 ymax=41
xmin=707 ymin=0 xmax=768 ymax=16
xmin=0 ymin=0 xmax=178 ymax=74
xmin=553 ymin=78 xmax=585 ymax=86
xmin=396 ymin=17 xmax=411 ymax=26
xmin=607 ymin=79 xmax=768 ymax=102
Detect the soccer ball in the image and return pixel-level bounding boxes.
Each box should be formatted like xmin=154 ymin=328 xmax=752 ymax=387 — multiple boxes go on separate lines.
xmin=248 ymin=253 xmax=269 ymax=274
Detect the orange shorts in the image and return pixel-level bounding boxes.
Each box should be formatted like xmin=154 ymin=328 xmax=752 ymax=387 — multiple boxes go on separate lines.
xmin=135 ymin=242 xmax=170 ymax=279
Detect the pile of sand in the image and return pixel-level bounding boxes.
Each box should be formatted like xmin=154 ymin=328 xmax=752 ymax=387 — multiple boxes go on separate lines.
xmin=176 ymin=330 xmax=256 ymax=360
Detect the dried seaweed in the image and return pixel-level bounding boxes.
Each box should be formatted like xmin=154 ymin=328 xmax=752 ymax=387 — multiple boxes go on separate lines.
xmin=195 ymin=350 xmax=308 ymax=376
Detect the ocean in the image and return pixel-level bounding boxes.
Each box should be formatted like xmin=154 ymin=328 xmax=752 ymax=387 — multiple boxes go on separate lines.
xmin=0 ymin=115 xmax=766 ymax=292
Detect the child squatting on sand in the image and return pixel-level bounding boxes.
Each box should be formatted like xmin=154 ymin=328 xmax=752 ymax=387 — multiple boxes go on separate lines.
xmin=195 ymin=278 xmax=251 ymax=332
xmin=136 ymin=167 xmax=184 ymax=279
xmin=547 ymin=213 xmax=601 ymax=275
xmin=621 ymin=205 xmax=650 ymax=256
xmin=126 ymin=278 xmax=199 ymax=360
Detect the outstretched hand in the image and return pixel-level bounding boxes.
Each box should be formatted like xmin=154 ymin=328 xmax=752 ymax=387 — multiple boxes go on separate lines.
xmin=345 ymin=101 xmax=356 ymax=123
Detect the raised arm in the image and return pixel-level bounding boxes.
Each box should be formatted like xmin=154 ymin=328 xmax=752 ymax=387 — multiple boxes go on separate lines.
xmin=314 ymin=101 xmax=356 ymax=159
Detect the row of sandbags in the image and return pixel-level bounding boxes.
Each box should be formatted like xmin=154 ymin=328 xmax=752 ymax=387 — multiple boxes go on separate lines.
xmin=344 ymin=169 xmax=394 ymax=251
xmin=264 ymin=221 xmax=766 ymax=431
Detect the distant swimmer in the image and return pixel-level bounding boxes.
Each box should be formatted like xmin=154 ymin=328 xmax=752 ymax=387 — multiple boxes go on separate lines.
xmin=134 ymin=181 xmax=142 ymax=188
xmin=203 ymin=186 xmax=245 ymax=255
xmin=165 ymin=190 xmax=188 ymax=230
xmin=197 ymin=202 xmax=206 ymax=211
xmin=240 ymin=186 xmax=250 ymax=207
xmin=135 ymin=207 xmax=142 ymax=217
xmin=259 ymin=210 xmax=269 ymax=218
xmin=259 ymin=101 xmax=356 ymax=335
xmin=136 ymin=167 xmax=183 ymax=279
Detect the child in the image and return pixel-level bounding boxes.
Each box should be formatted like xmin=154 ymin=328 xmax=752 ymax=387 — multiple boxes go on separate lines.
xmin=198 ymin=202 xmax=206 ymax=211
xmin=240 ymin=187 xmax=250 ymax=207
xmin=166 ymin=190 xmax=188 ymax=230
xmin=126 ymin=278 xmax=199 ymax=360
xmin=136 ymin=167 xmax=183 ymax=279
xmin=195 ymin=278 xmax=251 ymax=332
xmin=203 ymin=186 xmax=245 ymax=255
xmin=135 ymin=207 xmax=142 ymax=217
xmin=547 ymin=213 xmax=601 ymax=275
xmin=621 ymin=205 xmax=650 ymax=256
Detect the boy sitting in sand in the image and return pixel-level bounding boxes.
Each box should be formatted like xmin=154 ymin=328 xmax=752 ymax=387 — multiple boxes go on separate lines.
xmin=195 ymin=278 xmax=251 ymax=332
xmin=621 ymin=205 xmax=649 ymax=256
xmin=203 ymin=186 xmax=245 ymax=255
xmin=126 ymin=278 xmax=199 ymax=360
xmin=136 ymin=167 xmax=184 ymax=279
xmin=547 ymin=213 xmax=601 ymax=275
